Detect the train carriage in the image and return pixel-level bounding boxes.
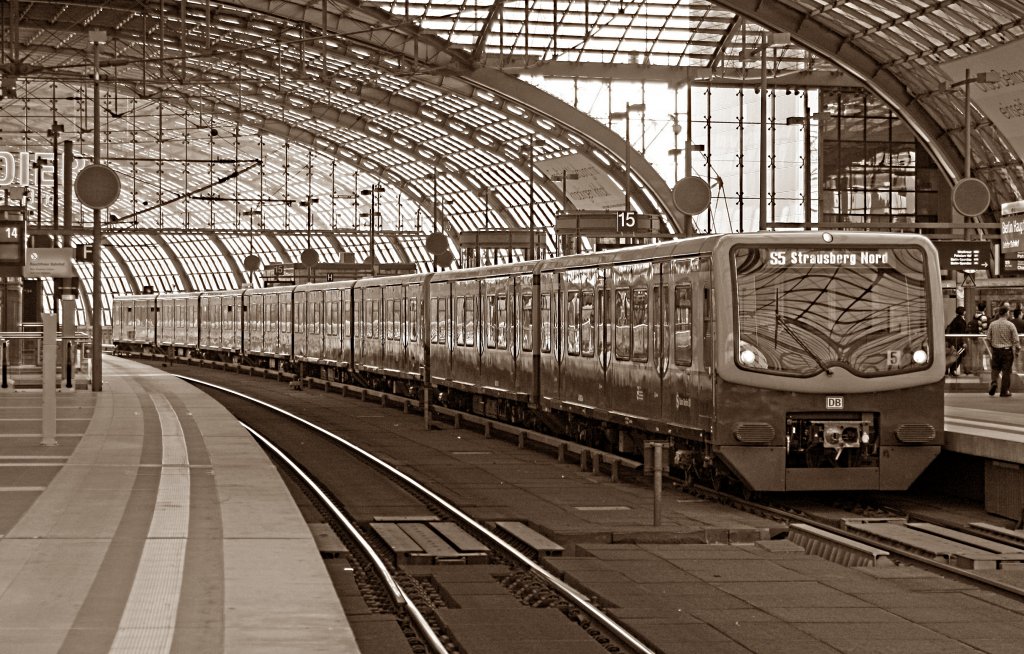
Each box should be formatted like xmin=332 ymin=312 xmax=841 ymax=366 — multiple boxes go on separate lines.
xmin=350 ymin=274 xmax=427 ymax=385
xmin=353 ymin=281 xmax=383 ymax=374
xmin=534 ymin=239 xmax=716 ymax=447
xmin=712 ymin=232 xmax=944 ymax=491
xmin=198 ymin=289 xmax=244 ymax=356
xmin=155 ymin=293 xmax=199 ymax=354
xmin=429 ymin=263 xmax=537 ymax=412
xmin=111 ymin=293 xmax=160 ymax=351
xmin=529 ymin=231 xmax=944 ymax=491
xmin=242 ymin=286 xmax=293 ymax=365
xmin=478 ymin=267 xmax=532 ymax=403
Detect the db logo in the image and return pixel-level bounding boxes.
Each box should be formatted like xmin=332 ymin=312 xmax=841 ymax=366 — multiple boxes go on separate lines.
xmin=826 ymin=396 xmax=844 ymax=410
xmin=30 ymin=252 xmax=38 ymax=261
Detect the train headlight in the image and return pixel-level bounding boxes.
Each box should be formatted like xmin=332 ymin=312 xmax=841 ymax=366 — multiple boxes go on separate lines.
xmin=739 ymin=348 xmax=757 ymax=366
xmin=912 ymin=349 xmax=928 ymax=365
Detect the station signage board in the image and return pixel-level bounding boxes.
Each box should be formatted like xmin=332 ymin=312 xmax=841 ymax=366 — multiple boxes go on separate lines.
xmin=24 ymin=248 xmax=75 ymax=278
xmin=933 ymin=240 xmax=990 ymax=271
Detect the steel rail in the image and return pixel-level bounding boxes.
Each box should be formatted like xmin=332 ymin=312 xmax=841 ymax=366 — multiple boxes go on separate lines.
xmin=239 ymin=421 xmax=448 ymax=654
xmin=180 ymin=374 xmax=657 ymax=654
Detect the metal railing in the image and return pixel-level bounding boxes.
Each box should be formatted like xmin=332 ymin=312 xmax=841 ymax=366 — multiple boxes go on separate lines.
xmin=1 ymin=331 xmax=92 ymax=390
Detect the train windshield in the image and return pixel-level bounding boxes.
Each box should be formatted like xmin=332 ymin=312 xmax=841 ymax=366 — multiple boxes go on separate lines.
xmin=732 ymin=245 xmax=932 ymax=377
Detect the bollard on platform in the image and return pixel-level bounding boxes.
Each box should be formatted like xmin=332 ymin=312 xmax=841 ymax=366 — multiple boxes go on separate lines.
xmin=41 ymin=314 xmax=58 ymax=447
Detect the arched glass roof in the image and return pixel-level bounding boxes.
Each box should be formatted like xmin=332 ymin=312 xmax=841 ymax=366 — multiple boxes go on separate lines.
xmin=2 ymin=0 xmax=1023 ymax=325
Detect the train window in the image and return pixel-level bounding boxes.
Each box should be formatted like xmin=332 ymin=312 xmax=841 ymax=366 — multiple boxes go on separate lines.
xmin=566 ymin=291 xmax=581 ymax=356
xmin=438 ymin=297 xmax=447 ymax=344
xmin=295 ymin=300 xmax=305 ymax=333
xmin=632 ymin=287 xmax=649 ymax=361
xmin=540 ymin=294 xmax=551 ymax=353
xmin=409 ymin=299 xmax=418 ymax=342
xmin=312 ymin=303 xmax=321 ymax=335
xmin=394 ymin=298 xmax=402 ymax=341
xmin=466 ymin=296 xmax=476 ymax=347
xmin=385 ymin=299 xmax=394 ymax=340
xmin=430 ymin=298 xmax=439 ymax=344
xmin=456 ymin=296 xmax=466 ymax=346
xmin=521 ymin=293 xmax=533 ymax=352
xmin=372 ymin=299 xmax=381 ymax=339
xmin=674 ymin=285 xmax=693 ymax=366
xmin=615 ymin=288 xmax=631 ymax=360
xmin=282 ymin=299 xmax=292 ymax=334
xmin=497 ymin=294 xmax=507 ymax=349
xmin=581 ymin=291 xmax=595 ymax=357
xmin=487 ymin=294 xmax=497 ymax=349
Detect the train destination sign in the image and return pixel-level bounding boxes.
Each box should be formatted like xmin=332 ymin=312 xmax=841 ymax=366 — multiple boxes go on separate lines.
xmin=933 ymin=240 xmax=990 ymax=270
xmin=767 ymin=250 xmax=890 ymax=266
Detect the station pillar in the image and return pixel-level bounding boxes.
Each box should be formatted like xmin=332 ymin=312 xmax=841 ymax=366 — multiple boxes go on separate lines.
xmin=1 ymin=278 xmax=22 ymax=332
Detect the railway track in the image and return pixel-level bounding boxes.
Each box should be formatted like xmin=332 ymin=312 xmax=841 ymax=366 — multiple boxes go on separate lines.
xmin=160 ymin=357 xmax=1024 ymax=642
xmin=182 ymin=375 xmax=655 ymax=654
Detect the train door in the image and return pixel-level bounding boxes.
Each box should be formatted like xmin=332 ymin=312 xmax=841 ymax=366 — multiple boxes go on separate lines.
xmin=478 ymin=275 xmax=514 ymax=393
xmin=341 ymin=289 xmax=352 ymax=369
xmin=559 ymin=267 xmax=600 ymax=411
xmin=294 ymin=290 xmax=307 ymax=358
xmin=659 ymin=257 xmax=700 ymax=430
xmin=538 ymin=271 xmax=560 ymax=406
xmin=652 ymin=263 xmax=669 ymax=425
xmin=381 ymin=285 xmax=401 ymax=376
xmin=367 ymin=286 xmax=383 ymax=371
xmin=405 ymin=284 xmax=424 ymax=379
xmin=606 ymin=261 xmax=655 ymax=419
xmin=245 ymin=294 xmax=259 ymax=355
xmin=450 ymin=279 xmax=481 ymax=388
xmin=322 ymin=289 xmax=338 ymax=364
xmin=511 ymin=274 xmax=532 ymax=400
xmin=695 ymin=258 xmax=715 ymax=434
xmin=188 ymin=298 xmax=199 ymax=348
xmin=429 ymin=281 xmax=452 ymax=383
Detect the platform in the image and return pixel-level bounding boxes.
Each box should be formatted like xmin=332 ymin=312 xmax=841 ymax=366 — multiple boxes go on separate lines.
xmin=0 ymin=356 xmax=357 ymax=653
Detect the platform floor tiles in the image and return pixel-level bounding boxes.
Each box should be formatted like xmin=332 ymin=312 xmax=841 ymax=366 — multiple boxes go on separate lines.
xmin=0 ymin=356 xmax=357 ymax=653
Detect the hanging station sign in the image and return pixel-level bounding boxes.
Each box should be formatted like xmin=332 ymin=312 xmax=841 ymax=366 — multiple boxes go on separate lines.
xmin=933 ymin=240 xmax=990 ymax=270
xmin=1000 ymin=200 xmax=1024 ymax=255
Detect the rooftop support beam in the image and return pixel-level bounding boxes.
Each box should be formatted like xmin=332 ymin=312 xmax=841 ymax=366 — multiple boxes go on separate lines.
xmin=472 ymin=1 xmax=505 ymax=62
xmin=502 ymin=61 xmax=857 ymax=89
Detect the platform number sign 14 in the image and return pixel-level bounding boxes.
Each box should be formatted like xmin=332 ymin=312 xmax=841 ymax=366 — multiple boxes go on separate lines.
xmin=0 ymin=219 xmax=26 ymax=271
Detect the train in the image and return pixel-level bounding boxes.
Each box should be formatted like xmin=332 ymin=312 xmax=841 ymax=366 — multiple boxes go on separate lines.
xmin=112 ymin=231 xmax=946 ymax=492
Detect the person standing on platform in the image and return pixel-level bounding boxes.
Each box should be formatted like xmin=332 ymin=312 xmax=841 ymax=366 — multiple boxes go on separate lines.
xmin=946 ymin=306 xmax=968 ymax=376
xmin=987 ymin=305 xmax=1020 ymax=397
xmin=1011 ymin=307 xmax=1024 ymax=334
